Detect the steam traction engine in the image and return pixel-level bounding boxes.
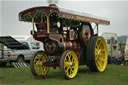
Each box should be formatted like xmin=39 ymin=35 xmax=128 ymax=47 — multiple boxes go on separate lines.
xmin=19 ymin=4 xmax=110 ymax=79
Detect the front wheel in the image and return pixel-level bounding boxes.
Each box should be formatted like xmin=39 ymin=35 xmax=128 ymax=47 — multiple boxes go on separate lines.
xmin=87 ymin=36 xmax=108 ymax=72
xmin=60 ymin=50 xmax=78 ymax=79
xmin=30 ymin=51 xmax=49 ymax=79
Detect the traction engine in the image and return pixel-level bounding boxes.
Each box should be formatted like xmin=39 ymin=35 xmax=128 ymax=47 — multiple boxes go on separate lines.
xmin=19 ymin=4 xmax=110 ymax=79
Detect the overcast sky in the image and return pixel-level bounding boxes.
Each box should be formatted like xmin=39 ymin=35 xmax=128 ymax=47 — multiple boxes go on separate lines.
xmin=0 ymin=0 xmax=128 ymax=36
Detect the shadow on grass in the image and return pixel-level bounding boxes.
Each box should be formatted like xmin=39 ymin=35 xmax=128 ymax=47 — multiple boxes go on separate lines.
xmin=46 ymin=66 xmax=97 ymax=80
xmin=78 ymin=66 xmax=89 ymax=73
xmin=78 ymin=65 xmax=103 ymax=76
xmin=0 ymin=64 xmax=14 ymax=69
xmin=47 ymin=70 xmax=64 ymax=80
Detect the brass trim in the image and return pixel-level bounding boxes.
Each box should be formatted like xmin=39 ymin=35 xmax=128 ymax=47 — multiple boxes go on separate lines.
xmin=48 ymin=10 xmax=59 ymax=17
xmin=63 ymin=42 xmax=66 ymax=51
xmin=69 ymin=42 xmax=73 ymax=48
xmin=47 ymin=16 xmax=50 ymax=33
xmin=49 ymin=34 xmax=64 ymax=44
xmin=32 ymin=18 xmax=35 ymax=35
xmin=33 ymin=11 xmax=47 ymax=19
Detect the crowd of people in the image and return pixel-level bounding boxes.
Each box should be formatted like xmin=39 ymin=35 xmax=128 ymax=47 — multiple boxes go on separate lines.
xmin=108 ymin=49 xmax=125 ymax=64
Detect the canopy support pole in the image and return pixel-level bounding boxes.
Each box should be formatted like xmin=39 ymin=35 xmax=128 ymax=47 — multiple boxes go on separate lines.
xmin=96 ymin=24 xmax=99 ymax=36
xmin=32 ymin=18 xmax=35 ymax=35
xmin=47 ymin=16 xmax=50 ymax=33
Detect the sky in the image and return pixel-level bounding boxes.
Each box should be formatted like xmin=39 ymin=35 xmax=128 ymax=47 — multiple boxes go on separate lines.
xmin=0 ymin=0 xmax=128 ymax=36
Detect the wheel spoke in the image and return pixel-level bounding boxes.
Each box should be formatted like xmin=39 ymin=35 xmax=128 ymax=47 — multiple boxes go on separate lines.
xmin=65 ymin=67 xmax=68 ymax=73
xmin=65 ymin=66 xmax=70 ymax=76
xmin=100 ymin=57 xmax=105 ymax=62
xmin=68 ymin=54 xmax=71 ymax=62
xmin=69 ymin=67 xmax=73 ymax=76
xmin=95 ymin=48 xmax=98 ymax=55
xmin=37 ymin=54 xmax=40 ymax=61
xmin=35 ymin=66 xmax=41 ymax=75
xmin=96 ymin=60 xmax=102 ymax=69
xmin=99 ymin=40 xmax=102 ymax=46
xmin=97 ymin=41 xmax=101 ymax=49
xmin=95 ymin=55 xmax=99 ymax=61
xmin=35 ymin=62 xmax=38 ymax=67
xmin=71 ymin=57 xmax=74 ymax=62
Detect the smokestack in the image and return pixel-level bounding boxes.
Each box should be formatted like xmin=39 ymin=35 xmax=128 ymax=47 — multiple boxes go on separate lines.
xmin=47 ymin=0 xmax=59 ymax=5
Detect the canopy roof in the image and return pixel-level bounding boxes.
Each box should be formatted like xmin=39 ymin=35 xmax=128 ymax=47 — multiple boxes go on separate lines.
xmin=19 ymin=5 xmax=110 ymax=25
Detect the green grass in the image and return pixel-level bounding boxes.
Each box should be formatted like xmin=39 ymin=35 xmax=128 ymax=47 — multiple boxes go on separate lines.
xmin=0 ymin=64 xmax=128 ymax=85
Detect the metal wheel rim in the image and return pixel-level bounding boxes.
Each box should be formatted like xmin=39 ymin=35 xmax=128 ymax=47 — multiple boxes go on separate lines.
xmin=34 ymin=52 xmax=49 ymax=76
xmin=95 ymin=37 xmax=108 ymax=72
xmin=64 ymin=51 xmax=78 ymax=78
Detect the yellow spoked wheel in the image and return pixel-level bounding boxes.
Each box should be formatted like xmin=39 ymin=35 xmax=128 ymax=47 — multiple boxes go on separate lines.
xmin=30 ymin=51 xmax=49 ymax=78
xmin=60 ymin=50 xmax=78 ymax=79
xmin=87 ymin=36 xmax=108 ymax=72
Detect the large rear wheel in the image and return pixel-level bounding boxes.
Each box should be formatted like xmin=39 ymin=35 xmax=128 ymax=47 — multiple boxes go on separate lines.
xmin=87 ymin=36 xmax=108 ymax=72
xmin=60 ymin=50 xmax=78 ymax=79
xmin=30 ymin=51 xmax=49 ymax=79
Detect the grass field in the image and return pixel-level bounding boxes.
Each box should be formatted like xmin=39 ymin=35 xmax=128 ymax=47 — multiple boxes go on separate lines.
xmin=0 ymin=64 xmax=128 ymax=85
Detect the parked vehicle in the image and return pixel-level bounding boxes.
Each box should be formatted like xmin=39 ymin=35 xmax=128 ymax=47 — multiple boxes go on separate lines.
xmin=124 ymin=36 xmax=128 ymax=62
xmin=0 ymin=36 xmax=42 ymax=66
xmin=118 ymin=35 xmax=127 ymax=51
xmin=0 ymin=43 xmax=8 ymax=66
xmin=12 ymin=35 xmax=44 ymax=50
xmin=101 ymin=32 xmax=119 ymax=57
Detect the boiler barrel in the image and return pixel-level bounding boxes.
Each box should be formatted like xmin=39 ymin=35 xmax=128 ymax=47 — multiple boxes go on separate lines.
xmin=59 ymin=41 xmax=80 ymax=52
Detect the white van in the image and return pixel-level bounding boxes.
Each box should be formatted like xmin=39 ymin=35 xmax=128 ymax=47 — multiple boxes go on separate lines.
xmin=101 ymin=32 xmax=119 ymax=57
